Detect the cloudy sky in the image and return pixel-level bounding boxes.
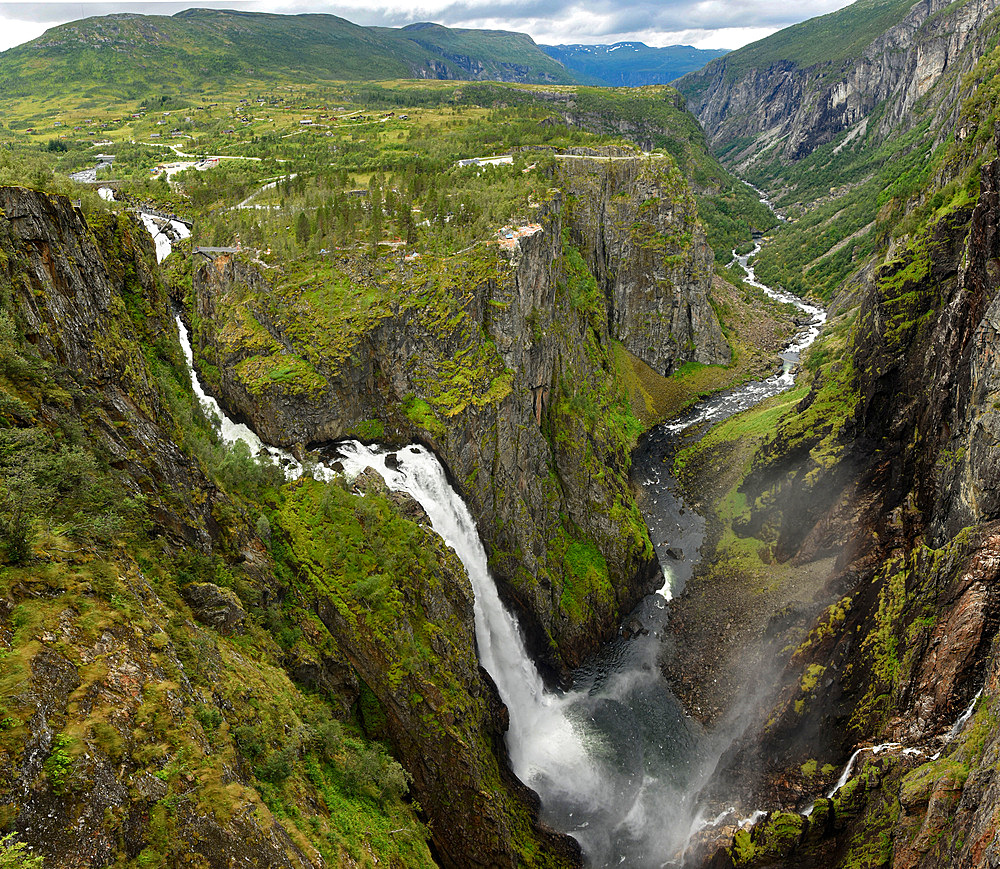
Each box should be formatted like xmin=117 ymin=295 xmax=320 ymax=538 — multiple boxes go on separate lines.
xmin=0 ymin=0 xmax=858 ymax=53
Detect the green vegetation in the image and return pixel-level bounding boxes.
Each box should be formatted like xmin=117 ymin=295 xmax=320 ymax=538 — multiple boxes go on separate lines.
xmin=0 ymin=176 xmax=441 ymax=866
xmin=0 ymin=835 xmax=42 ymax=869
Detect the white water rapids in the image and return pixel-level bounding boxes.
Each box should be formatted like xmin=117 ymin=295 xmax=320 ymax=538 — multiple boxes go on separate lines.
xmin=655 ymin=243 xmax=826 ymax=438
xmin=142 ymin=214 xmax=192 ymax=264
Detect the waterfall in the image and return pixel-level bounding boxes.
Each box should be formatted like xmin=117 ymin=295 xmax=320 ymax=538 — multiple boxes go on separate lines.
xmin=142 ymin=213 xmax=190 ymax=264
xmin=335 ymin=441 xmax=708 ymax=867
xmin=333 ymin=445 xmax=587 ymax=788
xmin=148 ymin=213 xmax=819 ymax=867
xmin=948 ymin=690 xmax=983 ymax=741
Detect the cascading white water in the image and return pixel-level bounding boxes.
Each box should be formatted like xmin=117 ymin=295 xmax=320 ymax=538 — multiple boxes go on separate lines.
xmin=655 ymin=244 xmax=828 ymax=437
xmin=142 ymin=214 xmax=191 ymax=264
xmin=333 ymin=444 xmax=596 ymax=806
xmin=334 ymin=440 xmax=708 ymax=867
xmin=948 ymin=689 xmax=983 ymax=741
xmin=173 ymin=314 xmax=334 ymax=481
xmin=733 ymin=242 xmax=827 ymax=363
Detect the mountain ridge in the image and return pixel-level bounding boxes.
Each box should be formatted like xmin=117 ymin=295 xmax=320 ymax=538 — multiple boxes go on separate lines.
xmin=541 ymin=42 xmax=728 ymax=86
xmin=0 ymin=8 xmax=576 ymax=103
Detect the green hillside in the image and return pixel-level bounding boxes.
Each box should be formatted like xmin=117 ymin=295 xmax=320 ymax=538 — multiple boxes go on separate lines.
xmin=0 ymin=9 xmax=575 ymax=107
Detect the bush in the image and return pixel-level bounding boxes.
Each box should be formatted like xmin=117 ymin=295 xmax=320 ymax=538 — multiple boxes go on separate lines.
xmin=258 ymin=745 xmax=297 ymax=784
xmin=0 ymin=468 xmax=45 ymax=564
xmin=0 ymin=834 xmax=43 ymax=869
xmin=342 ymin=741 xmax=411 ymax=804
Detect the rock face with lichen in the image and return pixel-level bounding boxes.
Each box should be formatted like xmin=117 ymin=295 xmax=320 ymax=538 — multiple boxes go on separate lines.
xmin=0 ymin=186 xmax=579 ymax=869
xmin=558 ymin=154 xmax=728 ymax=375
xmin=190 ymin=152 xmax=723 ymax=674
xmin=688 ymin=138 xmax=1000 ymax=868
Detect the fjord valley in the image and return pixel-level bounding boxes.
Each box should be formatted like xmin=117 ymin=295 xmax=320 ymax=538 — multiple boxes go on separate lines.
xmin=1 ymin=0 xmax=1000 ymax=866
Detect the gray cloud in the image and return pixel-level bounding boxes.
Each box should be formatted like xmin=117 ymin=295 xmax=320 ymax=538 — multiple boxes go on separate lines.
xmin=0 ymin=0 xmax=854 ymax=50
xmin=369 ymin=0 xmax=850 ymax=35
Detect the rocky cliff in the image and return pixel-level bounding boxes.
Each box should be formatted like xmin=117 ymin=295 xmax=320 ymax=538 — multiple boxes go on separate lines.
xmin=690 ymin=126 xmax=1000 ymax=869
xmin=0 ymin=186 xmax=578 ymax=867
xmin=679 ymin=0 xmax=1000 ymax=169
xmin=189 ymin=151 xmax=724 ymax=675
xmin=558 ymin=154 xmax=728 ymax=375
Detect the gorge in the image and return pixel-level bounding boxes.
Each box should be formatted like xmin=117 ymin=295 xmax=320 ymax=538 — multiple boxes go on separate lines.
xmin=166 ymin=190 xmax=827 ymax=866
xmin=4 ymin=0 xmax=1000 ymax=866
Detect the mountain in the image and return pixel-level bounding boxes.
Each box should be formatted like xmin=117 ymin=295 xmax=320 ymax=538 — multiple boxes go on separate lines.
xmin=541 ymin=42 xmax=728 ymax=86
xmin=0 ymin=9 xmax=575 ymax=103
xmin=677 ymin=0 xmax=996 ymax=165
xmin=674 ymin=0 xmax=1000 ymax=299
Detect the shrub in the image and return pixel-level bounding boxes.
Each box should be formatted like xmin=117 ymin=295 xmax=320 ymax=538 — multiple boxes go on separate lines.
xmin=0 ymin=834 xmax=43 ymax=869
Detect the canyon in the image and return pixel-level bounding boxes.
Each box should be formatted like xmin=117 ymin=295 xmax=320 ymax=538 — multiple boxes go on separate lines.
xmin=3 ymin=0 xmax=1000 ymax=866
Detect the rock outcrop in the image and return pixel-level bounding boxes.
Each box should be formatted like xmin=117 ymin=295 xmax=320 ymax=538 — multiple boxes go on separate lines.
xmin=559 ymin=155 xmax=728 ymax=374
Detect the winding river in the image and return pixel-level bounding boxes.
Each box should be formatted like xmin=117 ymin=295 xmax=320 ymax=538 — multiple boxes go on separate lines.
xmin=151 ymin=215 xmax=826 ymax=867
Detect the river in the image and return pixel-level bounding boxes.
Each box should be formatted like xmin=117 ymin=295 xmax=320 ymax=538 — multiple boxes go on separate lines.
xmin=149 ymin=217 xmax=825 ymax=867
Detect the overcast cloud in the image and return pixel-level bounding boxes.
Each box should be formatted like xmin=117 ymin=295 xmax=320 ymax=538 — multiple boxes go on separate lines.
xmin=0 ymin=0 xmax=856 ymax=52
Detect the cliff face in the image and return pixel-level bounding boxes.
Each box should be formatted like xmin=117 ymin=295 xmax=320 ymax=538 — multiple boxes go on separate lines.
xmin=698 ymin=140 xmax=1000 ymax=868
xmin=0 ymin=188 xmax=323 ymax=867
xmin=0 ymin=187 xmax=577 ymax=868
xmin=680 ymin=0 xmax=1000 ymax=167
xmin=191 ymin=153 xmax=722 ymax=674
xmin=558 ymin=155 xmax=728 ymax=374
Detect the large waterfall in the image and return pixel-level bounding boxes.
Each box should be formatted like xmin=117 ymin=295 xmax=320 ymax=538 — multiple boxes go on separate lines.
xmin=335 ymin=441 xmax=711 ymax=867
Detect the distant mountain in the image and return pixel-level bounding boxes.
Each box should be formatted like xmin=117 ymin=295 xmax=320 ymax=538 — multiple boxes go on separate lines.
xmin=541 ymin=42 xmax=728 ymax=86
xmin=0 ymin=9 xmax=576 ymax=102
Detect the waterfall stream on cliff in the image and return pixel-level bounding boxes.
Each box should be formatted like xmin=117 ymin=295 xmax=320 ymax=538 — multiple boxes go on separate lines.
xmin=141 ymin=212 xmax=191 ymax=264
